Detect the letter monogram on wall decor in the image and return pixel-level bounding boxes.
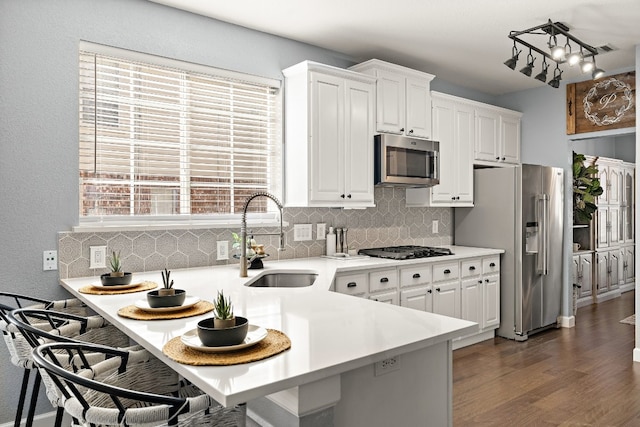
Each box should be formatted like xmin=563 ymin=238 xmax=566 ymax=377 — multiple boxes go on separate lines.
xmin=566 ymin=71 xmax=635 ymax=135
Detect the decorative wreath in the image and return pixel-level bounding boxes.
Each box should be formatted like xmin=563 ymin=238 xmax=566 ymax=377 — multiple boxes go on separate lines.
xmin=583 ymin=77 xmax=634 ymax=126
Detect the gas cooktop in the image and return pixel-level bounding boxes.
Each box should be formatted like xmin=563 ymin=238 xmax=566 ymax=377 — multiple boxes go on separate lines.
xmin=358 ymin=245 xmax=453 ymax=260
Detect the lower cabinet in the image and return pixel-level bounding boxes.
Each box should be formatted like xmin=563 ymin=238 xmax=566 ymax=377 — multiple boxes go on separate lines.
xmin=596 ymin=249 xmax=620 ymax=295
xmin=333 ymin=254 xmax=501 ymax=349
xmin=572 ymin=253 xmax=593 ymax=300
xmin=620 ymin=245 xmax=635 ymax=288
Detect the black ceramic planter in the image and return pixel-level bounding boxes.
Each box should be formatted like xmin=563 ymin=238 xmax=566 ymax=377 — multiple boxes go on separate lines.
xmin=197 ymin=316 xmax=248 ymax=347
xmin=100 ymin=272 xmax=133 ymax=286
xmin=146 ymin=289 xmax=186 ymax=308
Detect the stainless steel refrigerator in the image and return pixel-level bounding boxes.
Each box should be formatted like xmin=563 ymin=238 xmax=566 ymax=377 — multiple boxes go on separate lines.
xmin=454 ymin=165 xmax=564 ymax=341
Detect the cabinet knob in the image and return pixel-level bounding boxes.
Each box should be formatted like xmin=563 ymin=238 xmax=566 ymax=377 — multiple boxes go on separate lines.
xmin=427 ymin=289 xmax=432 ymax=293
xmin=400 ymin=127 xmax=405 ymax=132
xmin=478 ymin=280 xmax=482 ymax=284
xmin=501 ymin=157 xmax=506 ymax=161
xmin=347 ymin=194 xmax=352 ymax=199
xmin=485 ymin=279 xmax=490 ymax=283
xmin=347 ymin=282 xmax=357 ymax=288
xmin=444 ymin=269 xmax=451 ymax=274
xmin=469 ymin=266 xmax=476 ymax=271
xmin=456 ymin=196 xmax=460 ymax=200
xmin=412 ymin=273 xmax=421 ymax=279
xmin=380 ymin=277 xmax=389 ymax=283
xmin=451 ymin=196 xmax=456 ymax=200
xmin=436 ymin=287 xmax=441 ymax=292
xmin=496 ymin=156 xmax=500 ymax=160
xmin=340 ymin=194 xmax=345 ymax=198
xmin=409 ymin=129 xmax=414 ymax=134
xmin=490 ymin=262 xmax=496 ymax=267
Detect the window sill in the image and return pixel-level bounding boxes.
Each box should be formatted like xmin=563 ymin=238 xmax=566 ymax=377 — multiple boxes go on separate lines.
xmin=73 ymin=218 xmax=288 ymax=233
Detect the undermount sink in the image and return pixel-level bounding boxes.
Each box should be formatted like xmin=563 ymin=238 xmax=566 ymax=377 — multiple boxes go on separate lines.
xmin=244 ymin=271 xmax=318 ymax=288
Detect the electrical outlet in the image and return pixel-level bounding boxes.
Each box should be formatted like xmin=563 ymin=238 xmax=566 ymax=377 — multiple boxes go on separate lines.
xmin=90 ymin=245 xmax=107 ymax=269
xmin=432 ymin=220 xmax=439 ymax=234
xmin=317 ymin=223 xmax=326 ymax=240
xmin=43 ymin=250 xmax=58 ymax=271
xmin=293 ymin=224 xmax=312 ymax=241
xmin=217 ymin=240 xmax=229 ymax=260
xmin=374 ymin=356 xmax=400 ymax=376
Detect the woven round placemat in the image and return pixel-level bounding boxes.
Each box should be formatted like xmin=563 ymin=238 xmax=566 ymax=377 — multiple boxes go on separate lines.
xmin=117 ymin=301 xmax=214 ymax=320
xmin=79 ymin=281 xmax=158 ymax=295
xmin=163 ymin=329 xmax=291 ymax=366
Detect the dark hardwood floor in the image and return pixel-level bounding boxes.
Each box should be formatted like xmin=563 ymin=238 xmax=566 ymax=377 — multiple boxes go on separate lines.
xmin=453 ymin=290 xmax=639 ymax=427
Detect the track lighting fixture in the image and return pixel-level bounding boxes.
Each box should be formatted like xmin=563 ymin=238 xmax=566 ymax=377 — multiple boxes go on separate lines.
xmin=506 ymin=19 xmax=604 ymax=88
xmin=519 ymin=51 xmax=535 ymax=76
xmin=548 ymin=65 xmax=563 ymax=88
xmin=534 ymin=59 xmax=549 ymax=82
xmin=591 ymin=58 xmax=605 ymax=79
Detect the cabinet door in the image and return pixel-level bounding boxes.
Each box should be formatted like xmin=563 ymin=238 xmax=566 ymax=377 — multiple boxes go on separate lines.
xmin=482 ymin=274 xmax=500 ymax=329
xmin=405 ymin=77 xmax=431 ymax=139
xmin=571 ymin=255 xmax=580 ymax=287
xmin=369 ymin=290 xmax=399 ymax=305
xmin=343 ymin=80 xmax=374 ymax=204
xmin=499 ymin=114 xmax=520 ymax=164
xmin=461 ymin=278 xmax=482 ymax=325
xmin=433 ymin=281 xmax=460 ymax=318
xmin=624 ymin=246 xmax=635 ymax=283
xmin=609 ymin=206 xmax=620 ymax=245
xmin=474 ymin=108 xmax=500 ymax=162
xmin=375 ymin=70 xmax=404 ymax=134
xmin=597 ymin=207 xmax=609 ymax=248
xmin=597 ymin=166 xmax=609 ymax=205
xmin=400 ymin=286 xmax=433 ymax=312
xmin=310 ymin=72 xmax=344 ymax=203
xmin=608 ymin=166 xmax=620 ymax=205
xmin=454 ymin=103 xmax=475 ymax=203
xmin=579 ymin=254 xmax=592 ymax=298
xmin=596 ymin=252 xmax=608 ymax=294
xmin=608 ymin=251 xmax=620 ymax=290
xmin=430 ymin=98 xmax=456 ymax=203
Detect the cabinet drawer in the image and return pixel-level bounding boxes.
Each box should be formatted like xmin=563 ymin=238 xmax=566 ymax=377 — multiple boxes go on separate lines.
xmin=461 ymin=259 xmax=481 ymax=278
xmin=433 ymin=262 xmax=459 ymax=282
xmin=369 ymin=268 xmax=398 ymax=293
xmin=369 ymin=290 xmax=399 ymax=305
xmin=335 ymin=273 xmax=367 ymax=295
xmin=483 ymin=257 xmax=500 ymax=274
xmin=399 ymin=265 xmax=432 ymax=287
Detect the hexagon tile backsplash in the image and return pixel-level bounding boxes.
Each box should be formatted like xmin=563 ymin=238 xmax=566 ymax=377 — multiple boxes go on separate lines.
xmin=58 ymin=187 xmax=452 ymax=279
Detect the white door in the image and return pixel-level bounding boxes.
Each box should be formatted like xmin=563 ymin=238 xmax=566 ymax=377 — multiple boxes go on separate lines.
xmin=430 ymin=97 xmax=456 ymax=203
xmin=579 ymin=255 xmax=592 ymax=298
xmin=597 ymin=207 xmax=609 ymax=248
xmin=343 ymin=79 xmax=374 ymax=204
xmin=454 ymin=102 xmax=475 ymax=203
xmin=474 ymin=108 xmax=499 ymax=162
xmin=405 ymin=77 xmax=431 ymax=139
xmin=609 ymin=251 xmax=620 ymax=290
xmin=461 ymin=278 xmax=481 ymax=325
xmin=596 ymin=252 xmax=608 ymax=294
xmin=310 ymin=72 xmax=344 ymax=203
xmin=433 ymin=281 xmax=460 ymax=318
xmin=482 ymin=275 xmax=500 ymax=328
xmin=376 ymin=70 xmax=404 ymax=134
xmin=499 ymin=114 xmax=520 ymax=164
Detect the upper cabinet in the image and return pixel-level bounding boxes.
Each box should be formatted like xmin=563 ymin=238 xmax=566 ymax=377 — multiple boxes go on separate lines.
xmin=406 ymin=92 xmax=474 ymax=207
xmin=283 ymin=61 xmax=376 ymax=208
xmin=474 ymin=105 xmax=522 ymax=166
xmin=349 ymin=59 xmax=435 ymax=140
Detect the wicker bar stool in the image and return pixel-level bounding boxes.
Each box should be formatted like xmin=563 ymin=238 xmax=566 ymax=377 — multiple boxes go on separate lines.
xmin=32 ymin=341 xmax=246 ymax=426
xmin=6 ymin=307 xmax=137 ymax=427
xmin=0 ymin=293 xmax=90 ymax=427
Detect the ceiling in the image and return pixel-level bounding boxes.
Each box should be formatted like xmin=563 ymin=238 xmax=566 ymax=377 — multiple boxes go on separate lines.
xmin=149 ymin=0 xmax=640 ymax=95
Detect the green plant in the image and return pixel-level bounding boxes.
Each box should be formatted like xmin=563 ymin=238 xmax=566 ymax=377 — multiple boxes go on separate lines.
xmin=573 ymin=151 xmax=603 ymax=223
xmin=161 ymin=268 xmax=174 ymax=289
xmin=213 ymin=290 xmax=234 ymax=320
xmin=108 ymin=250 xmax=122 ymax=273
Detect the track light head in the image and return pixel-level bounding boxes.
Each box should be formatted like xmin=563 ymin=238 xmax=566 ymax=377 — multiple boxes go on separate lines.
xmin=549 ymin=36 xmax=564 ymax=60
xmin=519 ymin=52 xmax=535 ymax=76
xmin=534 ymin=60 xmax=549 ymax=83
xmin=548 ymin=67 xmax=563 ymax=88
xmin=504 ymin=45 xmax=521 ymax=70
xmin=580 ymin=59 xmax=594 ymax=73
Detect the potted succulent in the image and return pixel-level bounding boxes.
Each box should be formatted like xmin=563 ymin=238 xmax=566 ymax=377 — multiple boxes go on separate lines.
xmin=100 ymin=250 xmax=133 ymax=286
xmin=197 ymin=290 xmax=248 ymax=346
xmin=146 ymin=269 xmax=186 ymax=308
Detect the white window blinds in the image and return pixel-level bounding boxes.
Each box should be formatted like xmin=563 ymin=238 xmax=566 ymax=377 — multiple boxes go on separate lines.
xmin=79 ymin=46 xmax=282 ymax=222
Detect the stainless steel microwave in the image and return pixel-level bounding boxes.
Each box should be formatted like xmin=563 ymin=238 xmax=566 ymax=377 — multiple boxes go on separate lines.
xmin=374 ymin=134 xmax=440 ymax=187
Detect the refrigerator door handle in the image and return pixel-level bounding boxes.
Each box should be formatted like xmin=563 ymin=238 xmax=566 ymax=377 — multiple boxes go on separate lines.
xmin=536 ymin=193 xmax=550 ymax=275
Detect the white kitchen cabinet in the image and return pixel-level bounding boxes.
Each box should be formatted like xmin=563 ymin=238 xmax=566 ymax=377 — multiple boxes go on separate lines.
xmin=400 ymin=286 xmax=433 ymax=312
xmin=461 ymin=256 xmax=500 ymax=330
xmin=474 ymin=106 xmax=521 ymax=166
xmin=620 ymin=245 xmax=635 ymax=288
xmin=369 ymin=290 xmax=399 ymax=305
xmin=432 ymin=261 xmax=460 ymax=318
xmin=596 ymin=206 xmax=620 ymax=249
xmin=283 ymin=61 xmax=376 ymax=208
xmin=620 ymin=164 xmax=635 ymax=244
xmin=596 ymin=159 xmax=622 ymax=205
xmin=405 ymin=92 xmax=474 ymax=207
xmin=596 ymin=249 xmax=620 ymax=294
xmin=349 ymin=59 xmax=435 ymax=139
xmin=572 ymin=253 xmax=593 ymax=300
xmin=334 ymin=272 xmax=367 ymax=297
xmin=368 ymin=268 xmax=398 ymax=293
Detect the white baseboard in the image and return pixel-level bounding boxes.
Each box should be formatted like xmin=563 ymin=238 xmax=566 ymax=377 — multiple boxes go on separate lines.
xmin=452 ymin=329 xmax=495 ymax=350
xmin=595 ymin=289 xmax=622 ymax=304
xmin=557 ymin=315 xmax=575 ymax=328
xmin=1 ymin=410 xmax=70 ymax=427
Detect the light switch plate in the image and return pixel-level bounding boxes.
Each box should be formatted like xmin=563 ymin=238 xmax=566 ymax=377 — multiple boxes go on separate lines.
xmin=432 ymin=220 xmax=439 ymax=234
xmin=316 ymin=223 xmax=326 ymax=240
xmin=90 ymin=246 xmax=107 ymax=269
xmin=294 ymin=224 xmax=312 ymax=241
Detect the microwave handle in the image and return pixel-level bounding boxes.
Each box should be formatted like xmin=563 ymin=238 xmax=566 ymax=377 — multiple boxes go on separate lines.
xmin=433 ymin=151 xmax=439 ymax=179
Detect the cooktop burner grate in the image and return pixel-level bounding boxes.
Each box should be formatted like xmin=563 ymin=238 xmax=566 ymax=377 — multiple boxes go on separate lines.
xmin=357 ymin=245 xmax=453 ymax=260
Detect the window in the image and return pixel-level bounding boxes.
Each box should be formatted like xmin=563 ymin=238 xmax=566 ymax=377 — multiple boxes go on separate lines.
xmin=78 ymin=43 xmax=282 ymax=226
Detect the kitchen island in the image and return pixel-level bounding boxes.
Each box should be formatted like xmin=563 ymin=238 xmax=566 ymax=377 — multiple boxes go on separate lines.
xmin=60 ymin=247 xmax=497 ymax=426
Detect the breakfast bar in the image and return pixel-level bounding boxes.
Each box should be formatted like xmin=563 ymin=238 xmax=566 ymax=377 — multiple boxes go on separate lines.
xmin=60 ymin=255 xmax=479 ymax=426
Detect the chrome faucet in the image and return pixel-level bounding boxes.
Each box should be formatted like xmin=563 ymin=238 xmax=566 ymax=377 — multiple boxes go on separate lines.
xmin=240 ymin=192 xmax=285 ymax=277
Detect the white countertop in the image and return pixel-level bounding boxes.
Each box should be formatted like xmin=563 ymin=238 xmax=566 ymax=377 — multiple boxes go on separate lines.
xmin=60 ymin=246 xmax=499 ymax=406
